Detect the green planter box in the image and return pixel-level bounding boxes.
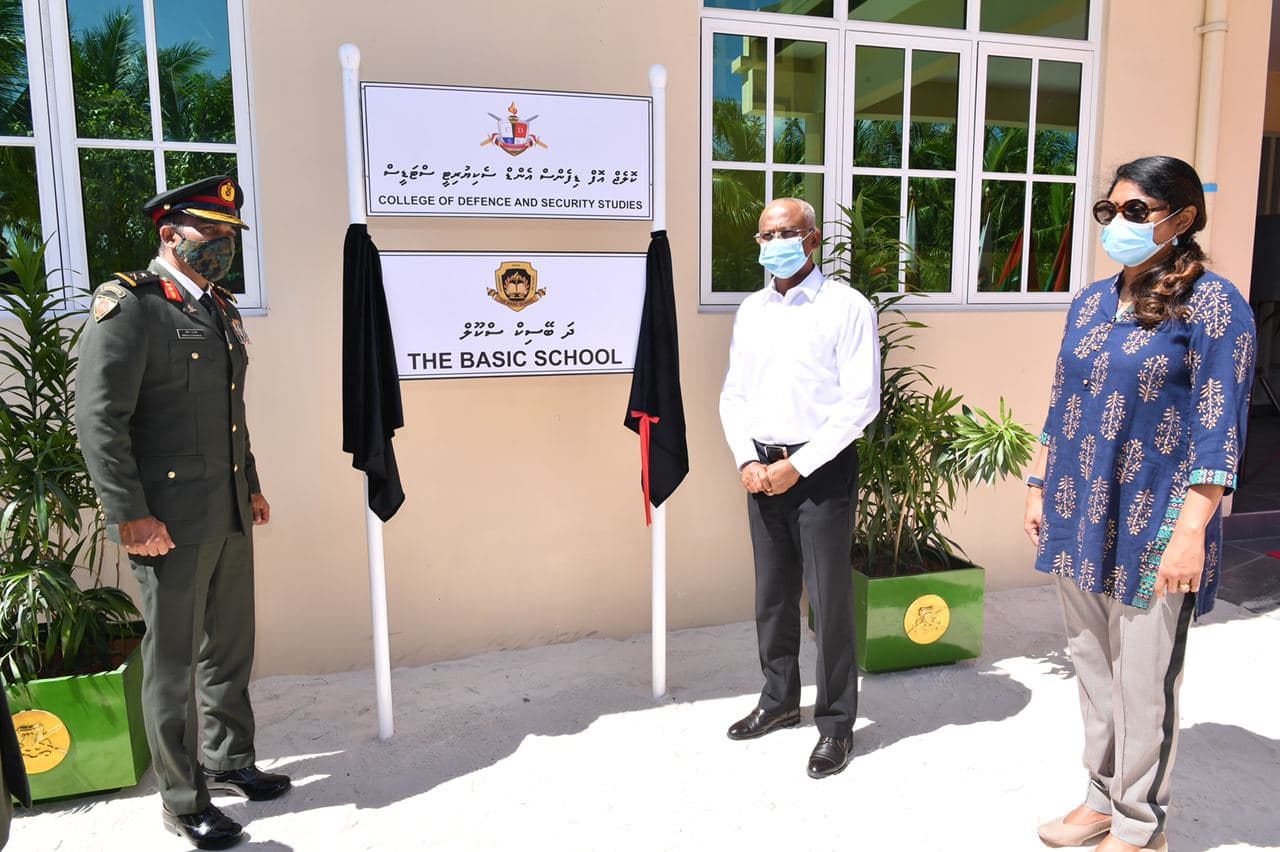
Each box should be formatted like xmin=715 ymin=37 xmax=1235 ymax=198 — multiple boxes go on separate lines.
xmin=6 ymin=646 xmax=150 ymax=802
xmin=854 ymin=565 xmax=984 ymax=672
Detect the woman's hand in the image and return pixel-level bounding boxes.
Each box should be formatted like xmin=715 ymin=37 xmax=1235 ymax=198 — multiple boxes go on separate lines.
xmin=1155 ymin=528 xmax=1205 ymax=597
xmin=1023 ymin=486 xmax=1044 ymax=549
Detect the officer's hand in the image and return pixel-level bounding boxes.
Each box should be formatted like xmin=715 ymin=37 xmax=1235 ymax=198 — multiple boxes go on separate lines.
xmin=251 ymin=492 xmax=270 ymax=526
xmin=119 ymin=516 xmax=175 ymax=557
xmin=765 ymin=460 xmax=801 ymax=495
xmin=740 ymin=462 xmax=769 ymax=494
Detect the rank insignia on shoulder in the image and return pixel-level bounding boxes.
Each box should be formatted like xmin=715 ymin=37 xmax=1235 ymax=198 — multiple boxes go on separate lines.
xmin=160 ymin=278 xmax=184 ymax=305
xmin=92 ymin=294 xmax=120 ymax=322
xmin=111 ymin=270 xmax=161 ymax=289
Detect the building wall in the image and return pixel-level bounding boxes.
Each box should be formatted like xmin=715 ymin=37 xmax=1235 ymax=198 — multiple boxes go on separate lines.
xmin=207 ymin=0 xmax=1270 ymax=676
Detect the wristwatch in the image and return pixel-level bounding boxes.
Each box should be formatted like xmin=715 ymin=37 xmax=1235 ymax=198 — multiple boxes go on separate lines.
xmin=1025 ymin=475 xmax=1046 ymax=489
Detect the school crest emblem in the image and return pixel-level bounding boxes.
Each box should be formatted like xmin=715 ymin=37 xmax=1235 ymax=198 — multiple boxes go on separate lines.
xmin=13 ymin=709 xmax=72 ymax=774
xmin=904 ymin=594 xmax=951 ymax=645
xmin=481 ymin=102 xmax=548 ymax=156
xmin=487 ymin=261 xmax=545 ymax=312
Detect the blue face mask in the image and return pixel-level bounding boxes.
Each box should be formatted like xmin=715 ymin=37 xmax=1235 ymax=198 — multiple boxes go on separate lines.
xmin=758 ymin=236 xmax=811 ymax=279
xmin=1099 ymin=209 xmax=1180 ymax=267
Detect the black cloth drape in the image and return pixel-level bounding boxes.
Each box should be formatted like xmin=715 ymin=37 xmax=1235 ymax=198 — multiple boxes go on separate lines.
xmin=2 ymin=690 xmax=31 ymax=809
xmin=624 ymin=230 xmax=689 ymax=523
xmin=342 ymin=223 xmax=405 ymax=522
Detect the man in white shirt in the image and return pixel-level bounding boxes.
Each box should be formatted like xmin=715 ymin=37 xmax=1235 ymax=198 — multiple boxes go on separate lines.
xmin=719 ymin=197 xmax=880 ymax=779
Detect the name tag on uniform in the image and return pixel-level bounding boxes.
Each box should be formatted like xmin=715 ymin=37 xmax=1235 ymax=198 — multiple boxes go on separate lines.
xmin=176 ymin=328 xmax=207 ymax=340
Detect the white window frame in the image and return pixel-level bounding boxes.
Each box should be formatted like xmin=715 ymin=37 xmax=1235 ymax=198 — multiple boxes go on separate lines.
xmin=699 ymin=19 xmax=840 ymax=308
xmin=699 ymin=0 xmax=1104 ymax=312
xmin=840 ymin=30 xmax=974 ymax=305
xmin=13 ymin=0 xmax=264 ymax=311
xmin=968 ymin=41 xmax=1095 ymax=306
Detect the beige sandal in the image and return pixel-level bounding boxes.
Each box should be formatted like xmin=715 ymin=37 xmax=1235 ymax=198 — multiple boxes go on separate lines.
xmin=1037 ymin=814 xmax=1112 ymax=847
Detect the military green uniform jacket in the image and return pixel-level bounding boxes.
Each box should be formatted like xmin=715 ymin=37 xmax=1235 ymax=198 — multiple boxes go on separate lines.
xmin=76 ymin=259 xmax=259 ymax=546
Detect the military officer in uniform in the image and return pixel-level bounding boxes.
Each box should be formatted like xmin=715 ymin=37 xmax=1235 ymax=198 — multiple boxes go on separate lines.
xmin=75 ymin=176 xmax=289 ymax=850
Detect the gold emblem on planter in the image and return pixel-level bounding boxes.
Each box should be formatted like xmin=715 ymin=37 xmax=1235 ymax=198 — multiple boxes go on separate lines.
xmin=904 ymin=594 xmax=950 ymax=645
xmin=12 ymin=709 xmax=71 ymax=774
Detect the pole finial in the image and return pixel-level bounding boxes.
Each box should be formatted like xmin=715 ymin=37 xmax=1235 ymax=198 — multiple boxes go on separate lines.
xmin=339 ymin=43 xmax=362 ymax=71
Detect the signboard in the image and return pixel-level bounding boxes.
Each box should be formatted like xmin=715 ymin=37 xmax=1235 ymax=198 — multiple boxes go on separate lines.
xmin=362 ymin=83 xmax=653 ymax=220
xmin=381 ymin=252 xmax=646 ymax=379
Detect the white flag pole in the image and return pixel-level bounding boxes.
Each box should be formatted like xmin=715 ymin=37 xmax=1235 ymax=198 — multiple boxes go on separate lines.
xmin=340 ymin=43 xmax=395 ymax=741
xmin=649 ymin=64 xmax=668 ymax=702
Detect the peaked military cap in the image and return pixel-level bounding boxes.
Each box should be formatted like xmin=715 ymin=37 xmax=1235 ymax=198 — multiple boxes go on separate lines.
xmin=142 ymin=175 xmax=249 ymax=230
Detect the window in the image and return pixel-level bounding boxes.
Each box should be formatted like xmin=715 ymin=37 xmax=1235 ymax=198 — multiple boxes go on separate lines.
xmin=3 ymin=0 xmax=262 ymax=308
xmin=700 ymin=0 xmax=1097 ymax=308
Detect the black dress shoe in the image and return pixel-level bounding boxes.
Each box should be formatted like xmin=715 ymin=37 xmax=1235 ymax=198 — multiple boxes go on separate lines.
xmin=726 ymin=706 xmax=801 ymax=740
xmin=162 ymin=804 xmax=243 ymax=850
xmin=806 ymin=734 xmax=852 ymax=779
xmin=203 ymin=765 xmax=292 ymax=801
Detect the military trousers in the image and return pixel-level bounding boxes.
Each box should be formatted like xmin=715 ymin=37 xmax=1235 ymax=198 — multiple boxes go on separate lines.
xmin=131 ymin=532 xmax=257 ymax=814
xmin=1056 ymin=576 xmax=1196 ymax=849
xmin=747 ymin=442 xmax=859 ymax=738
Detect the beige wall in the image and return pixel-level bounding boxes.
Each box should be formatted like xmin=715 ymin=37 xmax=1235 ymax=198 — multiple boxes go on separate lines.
xmin=176 ymin=0 xmax=1272 ymax=677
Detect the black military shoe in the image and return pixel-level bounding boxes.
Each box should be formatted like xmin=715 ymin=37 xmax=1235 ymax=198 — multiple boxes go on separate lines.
xmin=161 ymin=804 xmax=243 ymax=850
xmin=726 ymin=706 xmax=801 ymax=740
xmin=806 ymin=734 xmax=852 ymax=779
xmin=203 ymin=765 xmax=292 ymax=801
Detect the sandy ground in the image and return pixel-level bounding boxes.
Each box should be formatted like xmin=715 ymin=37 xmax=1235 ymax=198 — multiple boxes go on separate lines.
xmin=7 ymin=585 xmax=1279 ymax=852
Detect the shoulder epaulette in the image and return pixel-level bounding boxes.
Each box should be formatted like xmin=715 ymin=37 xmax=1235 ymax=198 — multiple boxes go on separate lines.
xmin=111 ymin=270 xmax=162 ymax=289
xmin=213 ymin=284 xmax=237 ymax=304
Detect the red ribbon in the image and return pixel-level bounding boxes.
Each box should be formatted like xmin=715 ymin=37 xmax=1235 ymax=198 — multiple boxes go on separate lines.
xmin=630 ymin=411 xmax=660 ymax=526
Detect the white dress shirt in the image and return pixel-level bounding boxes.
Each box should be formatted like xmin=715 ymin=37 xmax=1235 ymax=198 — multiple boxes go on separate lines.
xmin=719 ymin=267 xmax=881 ymax=478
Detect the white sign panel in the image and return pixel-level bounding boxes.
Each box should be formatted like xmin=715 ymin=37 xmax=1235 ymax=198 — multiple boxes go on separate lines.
xmin=381 ymin=252 xmax=646 ymax=380
xmin=363 ymin=83 xmax=653 ymax=220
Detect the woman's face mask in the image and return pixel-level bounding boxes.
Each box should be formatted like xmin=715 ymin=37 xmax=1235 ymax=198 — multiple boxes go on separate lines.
xmin=1099 ymin=208 xmax=1182 ymax=268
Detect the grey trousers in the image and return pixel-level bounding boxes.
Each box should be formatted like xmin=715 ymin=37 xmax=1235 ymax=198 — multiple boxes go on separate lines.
xmin=1056 ymin=576 xmax=1195 ymax=848
xmin=131 ymin=533 xmax=257 ymax=814
xmin=1 ymin=763 xmax=10 ymax=849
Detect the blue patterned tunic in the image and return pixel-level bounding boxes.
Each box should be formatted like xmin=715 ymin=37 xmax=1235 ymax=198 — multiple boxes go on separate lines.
xmin=1034 ymin=272 xmax=1257 ymax=615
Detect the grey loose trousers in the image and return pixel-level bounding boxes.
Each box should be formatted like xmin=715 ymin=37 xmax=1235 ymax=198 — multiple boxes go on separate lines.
xmin=1056 ymin=576 xmax=1196 ymax=848
xmin=131 ymin=532 xmax=257 ymax=814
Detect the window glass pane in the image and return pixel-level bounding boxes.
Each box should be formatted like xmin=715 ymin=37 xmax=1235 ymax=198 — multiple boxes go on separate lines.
xmin=155 ymin=0 xmax=234 ymax=143
xmin=165 ymin=151 xmax=245 ymax=293
xmin=853 ymin=46 xmax=903 ymax=169
xmin=981 ymin=0 xmax=1089 ymax=40
xmin=704 ymin=0 xmax=833 ymax=16
xmin=67 ymin=0 xmax=151 ymax=140
xmin=773 ymin=171 xmax=824 ymax=263
xmin=773 ymin=39 xmax=825 ymax=166
xmin=712 ymin=34 xmax=766 ymax=163
xmin=976 ymin=179 xmax=1025 ymax=292
xmin=1030 ymin=182 xmax=1073 ymax=292
xmin=906 ymin=177 xmax=953 ymax=292
xmin=79 ymin=148 xmax=155 ymax=285
xmin=0 ymin=145 xmax=39 ymax=242
xmin=1034 ymin=60 xmax=1081 ymax=176
xmin=849 ymin=0 xmax=965 ymax=28
xmin=983 ymin=56 xmax=1030 ymax=174
xmin=712 ymin=168 xmax=765 ymax=292
xmin=0 ymin=0 xmax=32 ymax=136
xmin=852 ymin=174 xmax=901 ymax=286
xmin=909 ymin=51 xmax=959 ymax=171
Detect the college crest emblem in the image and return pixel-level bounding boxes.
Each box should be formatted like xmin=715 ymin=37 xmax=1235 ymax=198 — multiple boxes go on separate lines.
xmin=904 ymin=594 xmax=951 ymax=645
xmin=13 ymin=709 xmax=72 ymax=774
xmin=481 ymin=102 xmax=548 ymax=156
xmin=487 ymin=261 xmax=545 ymax=311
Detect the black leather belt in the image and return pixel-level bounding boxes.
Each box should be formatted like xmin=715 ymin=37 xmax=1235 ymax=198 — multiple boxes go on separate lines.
xmin=754 ymin=440 xmax=807 ymax=462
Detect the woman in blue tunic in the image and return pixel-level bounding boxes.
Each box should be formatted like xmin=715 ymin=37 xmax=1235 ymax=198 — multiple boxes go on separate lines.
xmin=1024 ymin=156 xmax=1256 ymax=852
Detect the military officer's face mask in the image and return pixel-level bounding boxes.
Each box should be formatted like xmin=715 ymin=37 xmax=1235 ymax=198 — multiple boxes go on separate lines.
xmin=174 ymin=232 xmax=237 ymax=283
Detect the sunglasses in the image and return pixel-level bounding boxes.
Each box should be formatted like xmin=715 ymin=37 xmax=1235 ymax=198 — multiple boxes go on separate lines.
xmin=1092 ymin=199 xmax=1171 ymax=226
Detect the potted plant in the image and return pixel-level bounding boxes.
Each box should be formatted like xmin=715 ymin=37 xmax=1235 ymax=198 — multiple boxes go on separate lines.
xmin=824 ymin=195 xmax=1037 ymax=672
xmin=0 ymin=232 xmax=149 ymax=801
